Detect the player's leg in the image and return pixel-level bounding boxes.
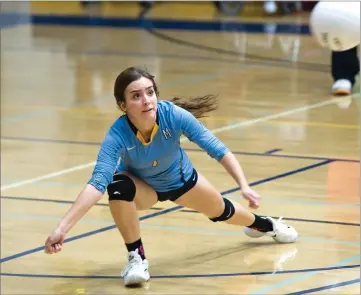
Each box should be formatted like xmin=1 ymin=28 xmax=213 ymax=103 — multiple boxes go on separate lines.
xmin=172 ymin=171 xmax=297 ymax=243
xmin=332 ymin=46 xmax=359 ymax=95
xmin=107 ymin=172 xmax=158 ymax=286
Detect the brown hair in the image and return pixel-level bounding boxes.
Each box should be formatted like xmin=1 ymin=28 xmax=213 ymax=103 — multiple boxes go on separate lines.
xmin=113 ymin=66 xmax=218 ymax=119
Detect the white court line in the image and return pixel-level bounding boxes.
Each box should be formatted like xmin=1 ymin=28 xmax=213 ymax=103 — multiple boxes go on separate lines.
xmin=1 ymin=94 xmax=358 ymax=192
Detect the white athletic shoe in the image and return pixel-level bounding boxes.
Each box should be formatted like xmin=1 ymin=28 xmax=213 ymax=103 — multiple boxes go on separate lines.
xmin=244 ymin=217 xmax=298 ymax=243
xmin=121 ymin=249 xmax=150 ymax=286
xmin=332 ymin=79 xmax=352 ymax=96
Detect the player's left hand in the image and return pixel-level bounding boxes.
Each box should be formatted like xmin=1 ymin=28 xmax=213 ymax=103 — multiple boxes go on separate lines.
xmin=241 ymin=186 xmax=261 ymax=209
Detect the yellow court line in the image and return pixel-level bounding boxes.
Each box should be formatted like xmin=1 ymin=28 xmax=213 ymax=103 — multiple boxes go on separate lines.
xmin=201 ymin=117 xmax=359 ymax=129
xmin=271 ymin=119 xmax=359 ymax=129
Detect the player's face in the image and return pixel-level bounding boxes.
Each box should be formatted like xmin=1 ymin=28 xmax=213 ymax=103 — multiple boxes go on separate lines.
xmin=123 ymin=77 xmax=158 ymax=121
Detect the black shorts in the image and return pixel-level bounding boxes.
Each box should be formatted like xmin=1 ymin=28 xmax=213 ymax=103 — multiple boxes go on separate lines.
xmin=156 ymin=169 xmax=198 ymax=202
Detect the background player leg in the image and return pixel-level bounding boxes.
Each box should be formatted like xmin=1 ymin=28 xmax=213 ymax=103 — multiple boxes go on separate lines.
xmin=331 ymin=46 xmax=360 ymax=95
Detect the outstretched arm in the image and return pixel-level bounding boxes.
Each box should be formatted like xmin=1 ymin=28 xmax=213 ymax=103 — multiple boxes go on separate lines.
xmin=44 ymin=185 xmax=102 ymax=254
xmin=174 ymin=104 xmax=260 ymax=208
xmin=45 ymin=130 xmax=124 ymax=254
xmin=219 ymin=151 xmax=260 ymax=209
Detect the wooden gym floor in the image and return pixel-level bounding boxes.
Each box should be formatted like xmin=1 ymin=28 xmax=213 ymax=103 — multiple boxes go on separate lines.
xmin=1 ymin=2 xmax=360 ymax=294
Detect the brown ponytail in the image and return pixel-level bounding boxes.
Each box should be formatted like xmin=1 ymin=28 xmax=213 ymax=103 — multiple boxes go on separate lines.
xmin=170 ymin=95 xmax=218 ymax=119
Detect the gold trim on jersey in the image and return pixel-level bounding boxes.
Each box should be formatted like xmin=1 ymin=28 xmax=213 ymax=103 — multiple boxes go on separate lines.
xmin=136 ymin=123 xmax=159 ymax=146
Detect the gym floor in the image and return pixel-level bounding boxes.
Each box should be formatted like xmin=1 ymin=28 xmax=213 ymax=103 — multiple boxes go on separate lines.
xmin=1 ymin=2 xmax=360 ymax=294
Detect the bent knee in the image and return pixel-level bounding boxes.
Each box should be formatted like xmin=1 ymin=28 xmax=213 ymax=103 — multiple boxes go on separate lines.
xmin=107 ymin=174 xmax=136 ymax=202
xmin=209 ymin=198 xmax=235 ymax=222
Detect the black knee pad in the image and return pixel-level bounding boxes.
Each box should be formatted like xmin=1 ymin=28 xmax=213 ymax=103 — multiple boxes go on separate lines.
xmin=107 ymin=174 xmax=136 ymax=202
xmin=209 ymin=198 xmax=235 ymax=222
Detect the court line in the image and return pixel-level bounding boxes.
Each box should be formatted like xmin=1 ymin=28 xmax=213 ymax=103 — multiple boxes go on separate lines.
xmin=189 ymin=148 xmax=359 ymax=163
xmin=284 ymin=278 xmax=360 ymax=295
xmin=220 ymin=159 xmax=334 ymax=196
xmin=1 ymin=95 xmax=358 ymax=192
xmin=1 ymin=195 xmax=359 ymax=226
xmin=249 ymin=255 xmax=360 ymax=295
xmin=228 ymin=195 xmax=360 ymax=209
xmin=144 ymin=22 xmax=330 ymax=74
xmin=1 ymin=265 xmax=359 ymax=280
xmin=2 ymin=137 xmax=359 ymax=163
xmin=0 ymin=162 xmax=97 ymax=192
xmin=202 ymin=117 xmax=360 ymax=130
xmin=2 ymin=213 xmax=358 ymax=246
xmin=3 ymin=190 xmax=359 ymax=210
xmin=204 ymin=95 xmax=360 ymax=135
xmin=264 ymin=148 xmax=282 ymax=154
xmin=138 ymin=224 xmax=360 ymax=246
xmin=0 ymin=159 xmax=334 ymax=264
xmin=31 ymin=14 xmax=311 ymax=34
xmin=3 ymin=158 xmax=358 ymax=222
xmin=0 ymin=205 xmax=181 ymax=264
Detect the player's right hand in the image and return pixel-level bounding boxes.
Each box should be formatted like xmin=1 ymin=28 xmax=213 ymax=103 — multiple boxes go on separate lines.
xmin=44 ymin=228 xmax=66 ymax=254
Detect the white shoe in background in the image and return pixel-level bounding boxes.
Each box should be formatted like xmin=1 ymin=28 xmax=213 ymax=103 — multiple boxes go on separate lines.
xmin=332 ymin=79 xmax=352 ymax=96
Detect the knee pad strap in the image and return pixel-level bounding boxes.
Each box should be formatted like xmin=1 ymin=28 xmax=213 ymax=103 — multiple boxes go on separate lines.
xmin=209 ymin=198 xmax=235 ymax=222
xmin=107 ymin=174 xmax=136 ymax=202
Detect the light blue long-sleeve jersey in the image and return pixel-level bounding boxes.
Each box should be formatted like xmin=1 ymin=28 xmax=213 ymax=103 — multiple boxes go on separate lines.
xmin=88 ymin=100 xmax=230 ymax=194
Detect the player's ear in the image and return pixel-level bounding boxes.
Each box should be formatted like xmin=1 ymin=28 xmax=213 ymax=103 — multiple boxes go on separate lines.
xmin=118 ymin=101 xmax=126 ymax=113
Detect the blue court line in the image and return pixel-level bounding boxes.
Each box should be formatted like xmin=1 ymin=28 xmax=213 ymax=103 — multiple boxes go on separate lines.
xmin=285 ymin=278 xmax=360 ymax=295
xmin=2 ymin=136 xmax=359 ymax=163
xmin=1 ymin=265 xmax=359 ymax=280
xmin=1 ymin=156 xmax=359 ymax=211
xmin=181 ymin=209 xmax=360 ymax=226
xmin=249 ymin=255 xmax=360 ymax=295
xmin=3 ymin=136 xmax=358 ymax=163
xmin=2 ymin=213 xmax=358 ymax=246
xmin=228 ymin=194 xmax=359 ymax=209
xmin=2 ymin=189 xmax=359 ymax=209
xmin=0 ymin=159 xmax=334 ymax=264
xmin=264 ymin=148 xmax=282 ymax=154
xmin=3 ymin=158 xmax=358 ymax=224
xmin=0 ymin=205 xmax=182 ymax=264
xmin=30 ymin=14 xmax=311 ymax=34
xmin=1 ymin=196 xmax=358 ymax=227
xmin=220 ymin=159 xmax=334 ymax=197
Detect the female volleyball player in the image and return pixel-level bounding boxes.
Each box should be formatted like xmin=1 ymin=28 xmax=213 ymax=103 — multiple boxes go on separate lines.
xmin=44 ymin=67 xmax=298 ymax=286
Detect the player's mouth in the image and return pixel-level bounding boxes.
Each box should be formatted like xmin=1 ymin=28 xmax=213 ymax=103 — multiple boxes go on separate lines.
xmin=142 ymin=108 xmax=153 ymax=113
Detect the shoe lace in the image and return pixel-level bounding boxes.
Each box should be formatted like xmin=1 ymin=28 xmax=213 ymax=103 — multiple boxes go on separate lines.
xmin=121 ymin=249 xmax=141 ymax=277
xmin=274 ymin=217 xmax=292 ymax=232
